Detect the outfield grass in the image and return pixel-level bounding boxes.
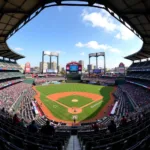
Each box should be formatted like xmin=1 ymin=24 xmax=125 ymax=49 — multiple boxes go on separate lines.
xmin=58 ymin=95 xmax=93 ymax=107
xmin=36 ymin=83 xmax=113 ymax=121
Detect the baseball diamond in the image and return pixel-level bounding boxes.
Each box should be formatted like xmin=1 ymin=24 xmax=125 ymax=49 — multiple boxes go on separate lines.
xmin=33 ymin=83 xmax=114 ymax=125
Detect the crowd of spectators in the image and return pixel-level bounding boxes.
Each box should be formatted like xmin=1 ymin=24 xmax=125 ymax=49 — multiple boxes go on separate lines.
xmin=17 ymin=88 xmax=36 ymax=121
xmin=90 ymin=110 xmax=146 ymax=135
xmin=7 ymin=112 xmax=56 ymax=136
xmin=0 ymin=61 xmax=22 ymax=70
xmin=0 ymin=82 xmax=31 ymax=110
xmin=0 ymin=79 xmax=23 ymax=89
xmin=127 ymin=79 xmax=150 ymax=87
xmin=0 ymin=71 xmax=24 ymax=80
xmin=120 ymin=83 xmax=150 ymax=108
xmin=128 ymin=61 xmax=150 ymax=71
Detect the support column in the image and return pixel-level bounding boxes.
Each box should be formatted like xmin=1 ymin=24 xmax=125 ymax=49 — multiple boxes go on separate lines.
xmin=104 ymin=54 xmax=106 ymax=75
xmin=50 ymin=55 xmax=52 ymax=69
xmin=96 ymin=54 xmax=98 ymax=69
xmin=57 ymin=56 xmax=59 ymax=73
xmin=89 ymin=56 xmax=91 ymax=75
xmin=42 ymin=51 xmax=44 ymax=74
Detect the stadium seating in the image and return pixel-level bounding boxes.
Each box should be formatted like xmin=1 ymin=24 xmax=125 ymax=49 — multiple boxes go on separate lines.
xmin=127 ymin=61 xmax=150 ymax=81
xmin=0 ymin=61 xmax=22 ymax=70
xmin=0 ymin=79 xmax=23 ymax=89
xmin=18 ymin=89 xmax=36 ymax=121
xmin=128 ymin=61 xmax=150 ymax=71
xmin=77 ymin=103 xmax=150 ymax=150
xmin=113 ymin=87 xmax=134 ymax=117
xmin=120 ymin=84 xmax=150 ymax=108
xmin=0 ymin=72 xmax=24 ymax=80
xmin=0 ymin=111 xmax=70 ymax=150
xmin=0 ymin=83 xmax=31 ymax=111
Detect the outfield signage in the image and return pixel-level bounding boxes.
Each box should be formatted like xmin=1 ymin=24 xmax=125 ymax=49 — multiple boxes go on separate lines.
xmin=93 ymin=69 xmax=101 ymax=73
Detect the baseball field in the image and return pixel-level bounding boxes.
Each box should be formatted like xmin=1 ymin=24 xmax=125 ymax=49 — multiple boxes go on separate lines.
xmin=34 ymin=83 xmax=115 ymax=124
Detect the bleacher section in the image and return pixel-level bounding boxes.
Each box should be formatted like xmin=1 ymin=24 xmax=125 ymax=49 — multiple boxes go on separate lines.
xmin=0 ymin=60 xmax=22 ymax=70
xmin=0 ymin=72 xmax=24 ymax=80
xmin=127 ymin=61 xmax=150 ymax=81
xmin=113 ymin=87 xmax=134 ymax=117
xmin=120 ymin=83 xmax=150 ymax=108
xmin=0 ymin=83 xmax=31 ymax=111
xmin=0 ymin=60 xmax=24 ymax=89
xmin=0 ymin=112 xmax=70 ymax=150
xmin=78 ymin=110 xmax=150 ymax=150
xmin=128 ymin=61 xmax=150 ymax=71
xmin=0 ymin=79 xmax=23 ymax=89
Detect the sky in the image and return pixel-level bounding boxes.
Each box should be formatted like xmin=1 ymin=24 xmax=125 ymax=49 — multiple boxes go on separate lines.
xmin=7 ymin=6 xmax=143 ymax=69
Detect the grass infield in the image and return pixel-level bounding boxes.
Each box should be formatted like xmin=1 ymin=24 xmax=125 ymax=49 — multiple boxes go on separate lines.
xmin=58 ymin=95 xmax=93 ymax=107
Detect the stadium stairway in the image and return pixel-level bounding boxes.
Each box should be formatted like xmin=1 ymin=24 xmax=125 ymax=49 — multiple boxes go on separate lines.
xmin=66 ymin=135 xmax=81 ymax=150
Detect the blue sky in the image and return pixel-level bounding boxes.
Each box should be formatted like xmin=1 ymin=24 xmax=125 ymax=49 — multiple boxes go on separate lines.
xmin=7 ymin=6 xmax=143 ymax=69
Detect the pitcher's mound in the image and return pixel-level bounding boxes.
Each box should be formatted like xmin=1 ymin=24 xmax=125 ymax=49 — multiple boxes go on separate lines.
xmin=72 ymin=99 xmax=78 ymax=102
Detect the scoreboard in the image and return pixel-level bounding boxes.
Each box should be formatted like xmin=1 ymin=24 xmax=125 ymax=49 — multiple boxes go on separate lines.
xmin=70 ymin=65 xmax=78 ymax=71
xmin=66 ymin=62 xmax=82 ymax=73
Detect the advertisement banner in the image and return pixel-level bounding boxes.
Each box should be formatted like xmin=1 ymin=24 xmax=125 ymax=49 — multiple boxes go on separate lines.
xmin=25 ymin=62 xmax=31 ymax=73
xmin=93 ymin=69 xmax=101 ymax=73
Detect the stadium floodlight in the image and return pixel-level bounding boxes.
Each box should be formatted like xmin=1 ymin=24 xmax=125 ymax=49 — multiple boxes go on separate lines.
xmin=97 ymin=52 xmax=105 ymax=56
xmin=89 ymin=53 xmax=97 ymax=57
xmin=44 ymin=51 xmax=51 ymax=56
xmin=88 ymin=52 xmax=106 ymax=75
xmin=51 ymin=52 xmax=59 ymax=57
xmin=42 ymin=51 xmax=59 ymax=73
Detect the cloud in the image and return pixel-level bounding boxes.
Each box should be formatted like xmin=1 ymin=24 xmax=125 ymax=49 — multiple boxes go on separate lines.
xmin=75 ymin=41 xmax=121 ymax=53
xmin=80 ymin=52 xmax=85 ymax=56
xmin=82 ymin=9 xmax=117 ymax=32
xmin=115 ymin=25 xmax=135 ymax=40
xmin=14 ymin=47 xmax=24 ymax=51
xmin=75 ymin=42 xmax=84 ymax=48
xmin=77 ymin=41 xmax=109 ymax=50
xmin=81 ymin=9 xmax=135 ymax=40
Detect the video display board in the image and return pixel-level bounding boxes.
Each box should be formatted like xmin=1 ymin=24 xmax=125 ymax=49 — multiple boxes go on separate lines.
xmin=66 ymin=62 xmax=82 ymax=72
xmin=93 ymin=69 xmax=101 ymax=74
xmin=70 ymin=65 xmax=78 ymax=71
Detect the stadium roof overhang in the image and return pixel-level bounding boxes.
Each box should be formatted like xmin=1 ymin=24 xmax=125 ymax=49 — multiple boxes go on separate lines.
xmin=0 ymin=0 xmax=150 ymax=61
